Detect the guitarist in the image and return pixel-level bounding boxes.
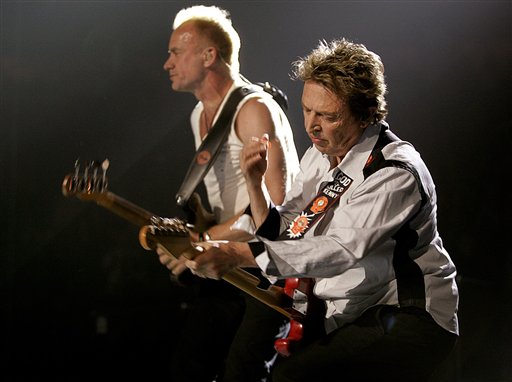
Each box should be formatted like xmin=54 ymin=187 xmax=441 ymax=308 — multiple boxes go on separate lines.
xmin=159 ymin=5 xmax=300 ymax=382
xmin=185 ymin=39 xmax=459 ymax=381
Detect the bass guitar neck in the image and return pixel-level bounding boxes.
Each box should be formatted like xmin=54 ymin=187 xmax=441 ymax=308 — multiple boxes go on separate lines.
xmin=138 ymin=223 xmax=299 ymax=320
xmin=62 ymin=159 xmax=321 ymax=356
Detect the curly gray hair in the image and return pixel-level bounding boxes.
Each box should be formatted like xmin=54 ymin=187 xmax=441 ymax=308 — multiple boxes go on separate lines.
xmin=292 ymin=38 xmax=388 ymax=123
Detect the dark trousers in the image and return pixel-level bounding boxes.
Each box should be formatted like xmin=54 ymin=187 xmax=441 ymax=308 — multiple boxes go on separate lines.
xmin=220 ymin=294 xmax=289 ymax=382
xmin=271 ymin=305 xmax=457 ymax=382
xmin=171 ymin=278 xmax=288 ymax=382
xmin=170 ymin=279 xmax=245 ymax=382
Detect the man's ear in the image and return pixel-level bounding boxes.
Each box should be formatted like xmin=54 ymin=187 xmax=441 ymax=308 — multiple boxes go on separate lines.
xmin=361 ymin=107 xmax=377 ymax=127
xmin=203 ymin=47 xmax=216 ymax=66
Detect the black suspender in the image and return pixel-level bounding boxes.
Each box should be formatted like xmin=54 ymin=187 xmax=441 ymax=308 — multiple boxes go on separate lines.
xmin=175 ymin=85 xmax=260 ymax=208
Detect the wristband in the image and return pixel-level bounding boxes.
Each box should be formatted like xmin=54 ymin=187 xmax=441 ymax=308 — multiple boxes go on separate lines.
xmin=199 ymin=231 xmax=211 ymax=242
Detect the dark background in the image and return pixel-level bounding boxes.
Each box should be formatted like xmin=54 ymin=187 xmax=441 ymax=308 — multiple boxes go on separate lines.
xmin=2 ymin=1 xmax=511 ymax=380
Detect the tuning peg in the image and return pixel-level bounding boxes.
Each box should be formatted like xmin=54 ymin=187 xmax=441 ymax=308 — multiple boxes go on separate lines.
xmin=102 ymin=159 xmax=110 ymax=172
xmin=83 ymin=160 xmax=90 ymax=178
xmin=73 ymin=158 xmax=80 ymax=178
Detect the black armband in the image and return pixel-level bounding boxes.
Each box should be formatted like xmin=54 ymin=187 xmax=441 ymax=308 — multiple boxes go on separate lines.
xmin=255 ymin=206 xmax=281 ymax=240
xmin=248 ymin=241 xmax=266 ymax=258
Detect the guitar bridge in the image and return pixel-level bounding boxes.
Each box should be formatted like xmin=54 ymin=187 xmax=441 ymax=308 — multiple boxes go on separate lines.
xmin=291 ymin=288 xmax=309 ymax=315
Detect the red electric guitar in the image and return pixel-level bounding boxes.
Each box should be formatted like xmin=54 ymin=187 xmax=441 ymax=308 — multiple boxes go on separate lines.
xmin=62 ymin=159 xmax=324 ymax=356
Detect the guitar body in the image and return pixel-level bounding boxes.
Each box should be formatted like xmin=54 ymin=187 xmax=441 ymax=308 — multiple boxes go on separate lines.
xmin=274 ymin=278 xmax=326 ymax=357
xmin=183 ymin=192 xmax=216 ymax=234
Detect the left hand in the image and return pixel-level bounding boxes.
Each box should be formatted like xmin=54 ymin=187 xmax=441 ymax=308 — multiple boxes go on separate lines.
xmin=156 ymin=247 xmax=188 ymax=275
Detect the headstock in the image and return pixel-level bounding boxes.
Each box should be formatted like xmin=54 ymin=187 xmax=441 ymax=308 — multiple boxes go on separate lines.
xmin=62 ymin=159 xmax=110 ymax=200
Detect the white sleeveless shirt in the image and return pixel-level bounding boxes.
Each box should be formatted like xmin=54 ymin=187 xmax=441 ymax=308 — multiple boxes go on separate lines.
xmin=190 ymin=79 xmax=299 ymax=224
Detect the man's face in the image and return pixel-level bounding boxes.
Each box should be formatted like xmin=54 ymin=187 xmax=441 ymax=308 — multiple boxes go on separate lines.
xmin=301 ymin=80 xmax=363 ymax=160
xmin=163 ymin=22 xmax=207 ymax=93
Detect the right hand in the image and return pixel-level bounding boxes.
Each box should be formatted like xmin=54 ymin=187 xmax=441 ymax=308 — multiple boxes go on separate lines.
xmin=240 ymin=134 xmax=270 ymax=188
xmin=185 ymin=240 xmax=256 ymax=280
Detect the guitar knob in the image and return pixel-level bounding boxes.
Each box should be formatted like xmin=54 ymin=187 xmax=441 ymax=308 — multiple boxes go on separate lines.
xmin=274 ymin=339 xmax=293 ymax=357
xmin=287 ymin=319 xmax=303 ymax=340
xmin=273 ymin=319 xmax=303 ymax=357
xmin=284 ymin=278 xmax=300 ymax=297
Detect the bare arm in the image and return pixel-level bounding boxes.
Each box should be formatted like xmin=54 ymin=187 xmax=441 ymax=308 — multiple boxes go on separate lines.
xmin=239 ymin=136 xmax=271 ymax=228
xmin=190 ymin=211 xmax=254 ymax=242
xmin=235 ymin=98 xmax=288 ymax=205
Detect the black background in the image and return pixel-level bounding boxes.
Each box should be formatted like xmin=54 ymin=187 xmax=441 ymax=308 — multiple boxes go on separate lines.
xmin=2 ymin=1 xmax=511 ymax=380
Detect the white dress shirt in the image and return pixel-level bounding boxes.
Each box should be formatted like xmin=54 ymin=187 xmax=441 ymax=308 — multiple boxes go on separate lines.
xmin=252 ymin=122 xmax=459 ymax=335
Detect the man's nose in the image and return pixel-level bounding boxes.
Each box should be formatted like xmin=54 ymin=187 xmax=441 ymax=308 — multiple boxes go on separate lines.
xmin=163 ymin=57 xmax=173 ymax=71
xmin=305 ymin=115 xmax=321 ymax=133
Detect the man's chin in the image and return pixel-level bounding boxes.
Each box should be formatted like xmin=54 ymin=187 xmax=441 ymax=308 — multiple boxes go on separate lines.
xmin=171 ymin=83 xmax=189 ymax=93
xmin=313 ymin=143 xmax=327 ymax=153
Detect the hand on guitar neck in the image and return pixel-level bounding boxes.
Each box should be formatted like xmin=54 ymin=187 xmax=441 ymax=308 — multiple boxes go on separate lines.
xmin=140 ymin=220 xmax=326 ymax=356
xmin=62 ymin=159 xmax=325 ymax=356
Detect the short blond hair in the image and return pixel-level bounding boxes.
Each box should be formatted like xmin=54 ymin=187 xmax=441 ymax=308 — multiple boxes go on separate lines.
xmin=173 ymin=5 xmax=241 ymax=74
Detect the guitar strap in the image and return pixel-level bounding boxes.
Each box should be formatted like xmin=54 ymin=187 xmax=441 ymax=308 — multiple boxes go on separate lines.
xmin=277 ymin=168 xmax=354 ymax=241
xmin=276 ymin=123 xmax=395 ymax=241
xmin=175 ymin=85 xmax=260 ymax=208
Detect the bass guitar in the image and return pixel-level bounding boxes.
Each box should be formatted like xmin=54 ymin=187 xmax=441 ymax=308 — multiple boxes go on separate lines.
xmin=62 ymin=159 xmax=322 ymax=356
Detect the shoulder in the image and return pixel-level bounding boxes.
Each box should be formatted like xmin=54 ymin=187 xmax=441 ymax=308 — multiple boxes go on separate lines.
xmin=235 ymin=84 xmax=284 ymax=117
xmin=234 ymin=93 xmax=282 ymax=143
xmin=237 ymin=93 xmax=275 ymax=118
xmin=381 ymin=140 xmax=424 ymax=169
